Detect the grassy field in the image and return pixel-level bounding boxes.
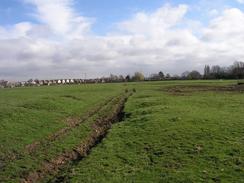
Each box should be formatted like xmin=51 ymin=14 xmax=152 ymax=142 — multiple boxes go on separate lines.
xmin=0 ymin=84 xmax=128 ymax=182
xmin=0 ymin=81 xmax=243 ymax=182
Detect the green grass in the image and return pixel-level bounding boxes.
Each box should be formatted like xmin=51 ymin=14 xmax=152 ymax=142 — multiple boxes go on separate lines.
xmin=0 ymin=80 xmax=243 ymax=183
xmin=0 ymin=84 xmax=124 ymax=150
xmin=65 ymin=81 xmax=244 ymax=183
xmin=0 ymin=84 xmax=126 ymax=182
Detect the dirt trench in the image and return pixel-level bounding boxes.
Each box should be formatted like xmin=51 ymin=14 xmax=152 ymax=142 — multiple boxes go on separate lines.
xmin=162 ymin=84 xmax=244 ymax=96
xmin=21 ymin=92 xmax=132 ymax=183
xmin=0 ymin=96 xmax=116 ymax=172
xmin=25 ymin=96 xmax=115 ymax=154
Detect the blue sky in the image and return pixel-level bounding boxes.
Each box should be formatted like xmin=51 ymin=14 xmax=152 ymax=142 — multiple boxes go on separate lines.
xmin=0 ymin=0 xmax=177 ymax=34
xmin=0 ymin=0 xmax=244 ymax=80
xmin=0 ymin=0 xmax=243 ymax=35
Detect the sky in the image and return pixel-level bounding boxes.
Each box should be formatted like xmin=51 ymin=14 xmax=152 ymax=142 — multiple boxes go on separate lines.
xmin=0 ymin=0 xmax=244 ymax=80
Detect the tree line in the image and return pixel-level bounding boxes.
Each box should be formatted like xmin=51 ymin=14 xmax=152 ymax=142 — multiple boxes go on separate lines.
xmin=108 ymin=61 xmax=244 ymax=82
xmin=203 ymin=61 xmax=244 ymax=79
xmin=3 ymin=61 xmax=242 ymax=86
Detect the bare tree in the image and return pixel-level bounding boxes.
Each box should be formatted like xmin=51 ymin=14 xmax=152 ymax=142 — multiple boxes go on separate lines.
xmin=132 ymin=72 xmax=145 ymax=81
xmin=204 ymin=65 xmax=210 ymax=79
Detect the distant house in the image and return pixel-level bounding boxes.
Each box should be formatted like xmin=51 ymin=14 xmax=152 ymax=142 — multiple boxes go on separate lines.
xmin=39 ymin=80 xmax=44 ymax=85
xmin=20 ymin=81 xmax=26 ymax=87
xmin=26 ymin=79 xmax=37 ymax=86
xmin=48 ymin=80 xmax=53 ymax=86
xmin=0 ymin=80 xmax=5 ymax=88
xmin=52 ymin=80 xmax=57 ymax=85
xmin=31 ymin=81 xmax=37 ymax=86
xmin=34 ymin=79 xmax=40 ymax=85
xmin=101 ymin=79 xmax=106 ymax=83
xmin=43 ymin=80 xmax=49 ymax=85
xmin=0 ymin=80 xmax=7 ymax=88
xmin=57 ymin=80 xmax=62 ymax=84
xmin=0 ymin=76 xmax=120 ymax=89
xmin=15 ymin=82 xmax=22 ymax=87
xmin=6 ymin=81 xmax=15 ymax=88
xmin=73 ymin=79 xmax=79 ymax=84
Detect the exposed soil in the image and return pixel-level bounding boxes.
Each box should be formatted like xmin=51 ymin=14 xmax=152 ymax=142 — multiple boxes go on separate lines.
xmin=0 ymin=150 xmax=23 ymax=171
xmin=61 ymin=95 xmax=82 ymax=101
xmin=65 ymin=117 xmax=81 ymax=127
xmin=0 ymin=95 xmax=117 ymax=172
xmin=163 ymin=84 xmax=244 ymax=96
xmin=237 ymin=81 xmax=244 ymax=85
xmin=21 ymin=92 xmax=132 ymax=183
xmin=25 ymin=96 xmax=115 ymax=154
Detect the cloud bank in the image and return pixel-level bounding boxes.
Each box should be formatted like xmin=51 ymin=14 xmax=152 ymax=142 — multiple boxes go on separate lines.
xmin=0 ymin=0 xmax=244 ymax=80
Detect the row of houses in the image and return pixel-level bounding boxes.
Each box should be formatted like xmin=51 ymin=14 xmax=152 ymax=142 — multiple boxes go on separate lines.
xmin=0 ymin=78 xmax=111 ymax=88
xmin=28 ymin=79 xmax=86 ymax=86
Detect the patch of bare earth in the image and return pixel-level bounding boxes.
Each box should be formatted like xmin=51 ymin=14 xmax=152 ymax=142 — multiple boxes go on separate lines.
xmin=1 ymin=96 xmax=115 ymax=171
xmin=25 ymin=97 xmax=115 ymax=154
xmin=163 ymin=84 xmax=244 ymax=96
xmin=21 ymin=92 xmax=133 ymax=183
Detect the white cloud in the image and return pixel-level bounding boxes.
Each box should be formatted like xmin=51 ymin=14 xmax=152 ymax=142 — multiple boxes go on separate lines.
xmin=202 ymin=8 xmax=244 ymax=43
xmin=237 ymin=0 xmax=244 ymax=4
xmin=1 ymin=2 xmax=244 ymax=80
xmin=118 ymin=4 xmax=188 ymax=36
xmin=24 ymin=0 xmax=93 ymax=38
xmin=0 ymin=22 xmax=33 ymax=39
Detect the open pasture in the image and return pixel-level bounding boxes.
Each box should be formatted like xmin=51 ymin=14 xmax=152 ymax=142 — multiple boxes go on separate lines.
xmin=0 ymin=80 xmax=243 ymax=183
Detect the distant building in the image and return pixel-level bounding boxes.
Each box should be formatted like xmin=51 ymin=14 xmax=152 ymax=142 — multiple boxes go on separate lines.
xmin=43 ymin=80 xmax=49 ymax=85
xmin=48 ymin=80 xmax=53 ymax=86
xmin=0 ymin=80 xmax=7 ymax=88
xmin=57 ymin=80 xmax=62 ymax=84
xmin=15 ymin=82 xmax=22 ymax=87
xmin=39 ymin=80 xmax=44 ymax=85
xmin=6 ymin=81 xmax=15 ymax=88
xmin=52 ymin=80 xmax=57 ymax=84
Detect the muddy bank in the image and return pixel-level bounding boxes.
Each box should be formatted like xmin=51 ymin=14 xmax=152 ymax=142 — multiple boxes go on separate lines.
xmin=162 ymin=84 xmax=244 ymax=96
xmin=21 ymin=92 xmax=132 ymax=183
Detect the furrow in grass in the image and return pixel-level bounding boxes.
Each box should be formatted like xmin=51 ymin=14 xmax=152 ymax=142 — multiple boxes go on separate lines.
xmin=0 ymin=91 xmax=133 ymax=183
xmin=21 ymin=91 xmax=133 ymax=183
xmin=24 ymin=96 xmax=116 ymax=155
xmin=0 ymin=93 xmax=123 ymax=169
